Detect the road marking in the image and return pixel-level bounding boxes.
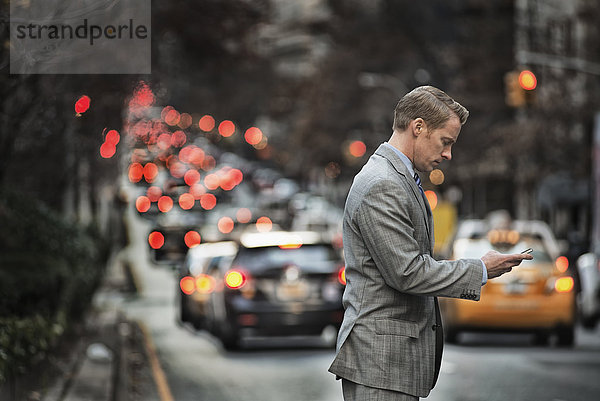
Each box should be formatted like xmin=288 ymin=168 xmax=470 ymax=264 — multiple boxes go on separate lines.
xmin=139 ymin=321 xmax=174 ymax=401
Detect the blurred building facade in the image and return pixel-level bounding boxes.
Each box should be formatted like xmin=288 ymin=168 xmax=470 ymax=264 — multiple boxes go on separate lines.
xmin=511 ymin=0 xmax=600 ymax=249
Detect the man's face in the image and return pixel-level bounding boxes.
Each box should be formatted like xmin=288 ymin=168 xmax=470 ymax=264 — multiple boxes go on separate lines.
xmin=413 ymin=115 xmax=461 ymax=173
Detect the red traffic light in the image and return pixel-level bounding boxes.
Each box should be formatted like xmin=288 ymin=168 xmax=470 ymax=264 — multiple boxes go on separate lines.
xmin=518 ymin=70 xmax=537 ymax=90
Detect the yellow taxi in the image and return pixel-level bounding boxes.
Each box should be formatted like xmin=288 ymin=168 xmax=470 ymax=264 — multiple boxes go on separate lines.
xmin=439 ymin=220 xmax=576 ymax=346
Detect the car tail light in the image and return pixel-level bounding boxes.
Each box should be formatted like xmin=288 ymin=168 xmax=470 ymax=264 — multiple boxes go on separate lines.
xmin=338 ymin=266 xmax=346 ymax=285
xmin=554 ymin=276 xmax=574 ymax=293
xmin=180 ymin=276 xmax=195 ymax=295
xmin=195 ymin=274 xmax=216 ymax=294
xmin=225 ymin=270 xmax=247 ymax=289
xmin=555 ymin=256 xmax=569 ymax=273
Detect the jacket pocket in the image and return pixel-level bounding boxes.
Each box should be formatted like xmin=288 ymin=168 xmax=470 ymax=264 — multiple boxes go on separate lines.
xmin=375 ymin=318 xmax=419 ymax=338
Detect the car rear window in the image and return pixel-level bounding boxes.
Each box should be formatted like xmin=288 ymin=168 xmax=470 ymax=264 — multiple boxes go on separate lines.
xmin=233 ymin=244 xmax=339 ymax=271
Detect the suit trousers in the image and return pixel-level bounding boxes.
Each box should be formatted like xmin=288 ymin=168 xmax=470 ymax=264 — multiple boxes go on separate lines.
xmin=342 ymin=379 xmax=419 ymax=401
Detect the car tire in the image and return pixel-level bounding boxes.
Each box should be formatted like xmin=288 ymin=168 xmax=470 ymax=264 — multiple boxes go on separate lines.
xmin=556 ymin=325 xmax=575 ymax=347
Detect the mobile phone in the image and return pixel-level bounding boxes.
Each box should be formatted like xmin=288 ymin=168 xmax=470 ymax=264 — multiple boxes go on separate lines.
xmin=521 ymin=248 xmax=533 ymax=254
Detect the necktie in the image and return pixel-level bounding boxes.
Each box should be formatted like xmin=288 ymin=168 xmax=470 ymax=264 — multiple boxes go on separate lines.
xmin=414 ymin=171 xmax=443 ymax=388
xmin=413 ymin=172 xmax=430 ymax=216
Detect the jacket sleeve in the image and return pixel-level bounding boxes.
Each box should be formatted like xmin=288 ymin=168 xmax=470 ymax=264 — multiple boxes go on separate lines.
xmin=355 ymin=178 xmax=483 ymax=300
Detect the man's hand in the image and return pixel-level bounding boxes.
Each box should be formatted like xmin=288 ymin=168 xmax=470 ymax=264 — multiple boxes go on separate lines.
xmin=481 ymin=250 xmax=533 ymax=280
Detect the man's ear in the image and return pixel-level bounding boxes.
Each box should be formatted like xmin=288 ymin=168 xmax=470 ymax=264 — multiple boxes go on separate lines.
xmin=412 ymin=118 xmax=425 ymax=137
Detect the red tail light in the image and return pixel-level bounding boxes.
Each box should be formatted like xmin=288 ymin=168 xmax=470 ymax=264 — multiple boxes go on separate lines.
xmin=555 ymin=256 xmax=569 ymax=273
xmin=225 ymin=270 xmax=247 ymax=289
xmin=180 ymin=276 xmax=195 ymax=295
xmin=338 ymin=267 xmax=347 ymax=285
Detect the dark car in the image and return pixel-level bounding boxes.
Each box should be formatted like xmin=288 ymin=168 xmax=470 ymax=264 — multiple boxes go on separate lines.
xmin=204 ymin=231 xmax=346 ymax=349
xmin=177 ymin=241 xmax=239 ymax=329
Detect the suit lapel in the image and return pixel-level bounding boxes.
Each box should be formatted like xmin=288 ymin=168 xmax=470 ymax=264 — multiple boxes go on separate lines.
xmin=374 ymin=144 xmax=433 ymax=246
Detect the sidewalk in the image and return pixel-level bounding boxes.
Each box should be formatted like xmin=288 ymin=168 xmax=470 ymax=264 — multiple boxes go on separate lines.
xmin=38 ymin=251 xmax=161 ymax=401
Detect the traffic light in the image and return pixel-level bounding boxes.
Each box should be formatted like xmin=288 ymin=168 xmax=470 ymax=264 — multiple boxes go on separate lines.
xmin=504 ymin=69 xmax=537 ymax=107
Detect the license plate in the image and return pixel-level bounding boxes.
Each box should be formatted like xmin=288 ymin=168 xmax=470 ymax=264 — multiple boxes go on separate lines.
xmin=276 ymin=282 xmax=309 ymax=301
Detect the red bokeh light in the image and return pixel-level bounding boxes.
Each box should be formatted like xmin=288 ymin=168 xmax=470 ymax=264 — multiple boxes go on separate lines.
xmin=204 ymin=173 xmax=220 ymax=190
xmin=171 ymin=130 xmax=187 ymax=148
xmin=218 ymin=217 xmax=235 ymax=234
xmin=244 ymin=127 xmax=263 ymax=145
xmin=218 ymin=120 xmax=235 ymax=137
xmin=200 ymin=193 xmax=217 ymax=210
xmin=148 ymin=231 xmax=165 ymax=249
xmin=158 ymin=196 xmax=173 ymax=213
xmin=256 ymin=216 xmax=273 ymax=233
xmin=184 ymin=231 xmax=202 ymax=248
xmin=424 ymin=190 xmax=438 ymax=210
xmin=555 ymin=256 xmax=569 ymax=273
xmin=178 ymin=113 xmax=193 ymax=129
xmin=164 ymin=109 xmax=181 ymax=126
xmin=184 ymin=170 xmax=201 ymax=186
xmin=349 ymin=141 xmax=367 ymax=158
xmin=128 ymin=163 xmax=144 ymax=183
xmin=105 ymin=129 xmax=120 ymax=145
xmin=179 ymin=193 xmax=195 ymax=210
xmin=136 ymin=196 xmax=151 ymax=213
xmin=75 ymin=95 xmax=91 ymax=114
xmin=179 ymin=276 xmax=195 ymax=295
xmin=157 ymin=133 xmax=172 ymax=150
xmin=236 ymin=208 xmax=252 ymax=224
xmin=198 ymin=115 xmax=215 ymax=132
xmin=169 ymin=161 xmax=186 ymax=179
xmin=100 ymin=142 xmax=116 ymax=159
xmin=143 ymin=163 xmax=159 ymax=183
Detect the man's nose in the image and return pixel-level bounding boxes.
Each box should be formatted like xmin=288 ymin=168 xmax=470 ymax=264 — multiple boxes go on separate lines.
xmin=442 ymin=148 xmax=452 ymax=160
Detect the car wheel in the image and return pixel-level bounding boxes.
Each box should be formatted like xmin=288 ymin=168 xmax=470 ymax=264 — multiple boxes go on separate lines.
xmin=556 ymin=325 xmax=575 ymax=347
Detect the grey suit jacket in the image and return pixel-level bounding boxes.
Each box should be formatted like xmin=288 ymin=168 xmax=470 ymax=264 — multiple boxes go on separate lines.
xmin=329 ymin=144 xmax=483 ymax=398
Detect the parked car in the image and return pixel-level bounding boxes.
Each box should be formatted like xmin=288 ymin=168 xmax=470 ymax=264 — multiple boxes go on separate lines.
xmin=177 ymin=241 xmax=239 ymax=329
xmin=204 ymin=230 xmax=346 ymax=349
xmin=440 ymin=220 xmax=576 ymax=346
xmin=576 ymin=252 xmax=600 ymax=329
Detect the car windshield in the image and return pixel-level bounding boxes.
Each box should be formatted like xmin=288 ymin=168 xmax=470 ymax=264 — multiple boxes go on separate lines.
xmin=234 ymin=244 xmax=340 ymax=272
xmin=452 ymin=237 xmax=553 ymax=264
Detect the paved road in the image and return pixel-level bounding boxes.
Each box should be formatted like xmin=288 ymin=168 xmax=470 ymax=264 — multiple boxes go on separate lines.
xmin=120 ymin=212 xmax=600 ymax=401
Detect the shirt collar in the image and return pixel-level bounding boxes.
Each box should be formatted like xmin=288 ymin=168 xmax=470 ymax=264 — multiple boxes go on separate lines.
xmin=383 ymin=142 xmax=416 ymax=178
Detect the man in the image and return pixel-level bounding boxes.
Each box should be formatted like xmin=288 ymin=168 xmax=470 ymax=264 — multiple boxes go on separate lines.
xmin=328 ymin=86 xmax=532 ymax=400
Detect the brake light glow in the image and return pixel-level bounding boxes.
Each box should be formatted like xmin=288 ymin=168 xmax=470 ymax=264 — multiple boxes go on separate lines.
xmin=555 ymin=256 xmax=569 ymax=273
xmin=225 ymin=270 xmax=247 ymax=289
xmin=554 ymin=276 xmax=574 ymax=293
xmin=338 ymin=267 xmax=347 ymax=285
xmin=180 ymin=276 xmax=195 ymax=295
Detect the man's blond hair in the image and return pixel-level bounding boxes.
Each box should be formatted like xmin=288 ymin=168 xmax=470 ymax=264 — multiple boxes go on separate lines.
xmin=393 ymin=86 xmax=469 ymax=131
